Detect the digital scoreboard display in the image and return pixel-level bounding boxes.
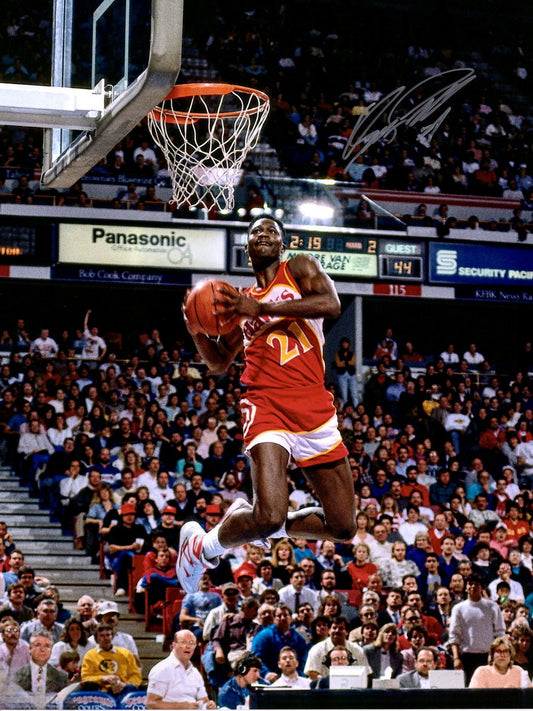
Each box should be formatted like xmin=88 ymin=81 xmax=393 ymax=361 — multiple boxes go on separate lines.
xmin=231 ymin=229 xmax=424 ymax=281
xmin=0 ymin=220 xmax=52 ymax=264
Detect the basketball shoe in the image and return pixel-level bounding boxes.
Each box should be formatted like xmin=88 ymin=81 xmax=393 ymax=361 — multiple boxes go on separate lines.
xmin=176 ymin=521 xmax=218 ymax=593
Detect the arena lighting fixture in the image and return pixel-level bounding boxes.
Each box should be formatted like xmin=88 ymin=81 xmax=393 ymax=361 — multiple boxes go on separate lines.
xmin=298 ymin=202 xmax=335 ymax=220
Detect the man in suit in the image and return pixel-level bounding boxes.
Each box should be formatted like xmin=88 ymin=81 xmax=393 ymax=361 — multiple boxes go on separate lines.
xmin=377 ymin=587 xmax=404 ymax=627
xmin=398 ymin=646 xmax=438 ymax=688
xmin=14 ymin=630 xmax=68 ymax=707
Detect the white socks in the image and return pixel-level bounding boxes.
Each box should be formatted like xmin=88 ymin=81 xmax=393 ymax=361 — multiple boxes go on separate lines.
xmin=202 ymin=521 xmax=289 ymax=562
xmin=203 ymin=527 xmax=228 ymax=560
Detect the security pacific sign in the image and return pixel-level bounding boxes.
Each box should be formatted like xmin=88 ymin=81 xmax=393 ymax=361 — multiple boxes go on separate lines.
xmin=429 ymin=243 xmax=533 ymax=285
xmin=58 ymin=223 xmax=226 ymax=270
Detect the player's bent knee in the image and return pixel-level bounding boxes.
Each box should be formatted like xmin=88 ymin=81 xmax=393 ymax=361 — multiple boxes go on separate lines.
xmin=254 ymin=511 xmax=286 ymax=537
xmin=329 ymin=522 xmax=356 ymax=541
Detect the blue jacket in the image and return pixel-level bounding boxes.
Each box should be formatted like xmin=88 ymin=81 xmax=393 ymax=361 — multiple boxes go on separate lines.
xmin=251 ymin=624 xmax=307 ymax=677
xmin=217 ymin=676 xmax=269 ymax=709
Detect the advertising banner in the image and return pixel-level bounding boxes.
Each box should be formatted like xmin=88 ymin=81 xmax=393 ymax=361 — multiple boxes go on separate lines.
xmin=58 ymin=223 xmax=226 ymax=271
xmin=429 ymin=243 xmax=533 ymax=286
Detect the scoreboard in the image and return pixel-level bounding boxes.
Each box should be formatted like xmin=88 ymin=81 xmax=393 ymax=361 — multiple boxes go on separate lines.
xmin=230 ymin=229 xmax=424 ymax=281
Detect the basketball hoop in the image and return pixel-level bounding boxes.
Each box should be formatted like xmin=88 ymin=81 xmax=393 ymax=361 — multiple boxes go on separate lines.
xmin=147 ymin=83 xmax=270 ymax=211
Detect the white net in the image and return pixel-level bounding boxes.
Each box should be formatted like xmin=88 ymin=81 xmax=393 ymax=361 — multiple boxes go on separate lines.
xmin=147 ymin=83 xmax=270 ymax=211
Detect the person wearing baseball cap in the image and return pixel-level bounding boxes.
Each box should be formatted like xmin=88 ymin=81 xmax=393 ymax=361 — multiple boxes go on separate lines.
xmin=235 ymin=572 xmax=256 ymax=600
xmin=200 ymin=581 xmax=242 ymax=690
xmin=152 ymin=505 xmax=180 ymax=550
xmin=90 ymin=600 xmax=140 ymax=667
xmin=103 ymin=503 xmax=147 ymax=597
xmin=204 ymin=504 xmax=223 ymax=532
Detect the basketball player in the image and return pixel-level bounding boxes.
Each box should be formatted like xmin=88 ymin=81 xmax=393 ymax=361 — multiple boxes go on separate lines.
xmin=178 ymin=214 xmax=355 ymax=592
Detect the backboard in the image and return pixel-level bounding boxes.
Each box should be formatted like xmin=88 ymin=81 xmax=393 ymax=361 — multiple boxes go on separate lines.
xmin=0 ymin=0 xmax=183 ymax=189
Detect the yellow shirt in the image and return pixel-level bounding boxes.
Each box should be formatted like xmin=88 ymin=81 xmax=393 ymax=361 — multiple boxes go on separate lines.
xmin=81 ymin=645 xmax=142 ymax=691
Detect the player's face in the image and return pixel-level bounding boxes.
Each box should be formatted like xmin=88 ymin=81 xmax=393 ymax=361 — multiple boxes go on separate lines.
xmin=247 ymin=217 xmax=284 ymax=264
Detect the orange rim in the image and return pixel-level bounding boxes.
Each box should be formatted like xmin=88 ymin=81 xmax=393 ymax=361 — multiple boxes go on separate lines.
xmin=149 ymin=82 xmax=270 ymax=124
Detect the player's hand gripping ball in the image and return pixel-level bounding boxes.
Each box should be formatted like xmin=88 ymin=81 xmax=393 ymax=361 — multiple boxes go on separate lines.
xmin=184 ymin=279 xmax=239 ymax=337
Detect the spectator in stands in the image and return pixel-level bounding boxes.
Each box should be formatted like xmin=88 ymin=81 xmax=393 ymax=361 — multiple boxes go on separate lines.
xmin=379 ymin=541 xmax=421 ymax=588
xmin=516 ymin=165 xmax=533 ymax=199
xmin=217 ymin=652 xmax=266 ymax=709
xmin=303 ymin=615 xmax=369 ymax=681
xmin=148 ymin=629 xmax=217 ymax=708
xmin=488 ymin=561 xmax=525 ymax=602
xmin=140 ymin=548 xmax=179 ymax=610
xmin=178 ymin=571 xmax=221 ymax=640
xmin=16 ymin=566 xmax=44 ymax=609
xmin=212 ymin=595 xmax=259 ymax=677
xmin=252 ymin=559 xmax=284 ymax=595
xmin=84 ymin=482 xmax=119 ymax=559
xmin=81 ymin=622 xmax=141 ymax=699
xmin=363 ymin=622 xmax=403 ymax=680
xmin=334 ymin=337 xmax=357 ymax=409
xmin=448 ymin=572 xmax=505 ymax=683
xmin=104 ymin=502 xmax=147 ymax=597
xmin=0 ymin=616 xmax=29 ymax=675
xmin=14 ymin=630 xmax=68 ymax=707
xmin=469 ymin=635 xmax=532 ymax=688
xmin=398 ymin=645 xmax=439 ymax=688
xmin=93 ymin=600 xmax=140 ymax=665
xmin=76 ymin=595 xmax=96 ymax=635
xmin=0 ymin=581 xmax=34 ymax=623
xmin=20 ymin=599 xmax=63 ymax=644
xmin=81 ymin=309 xmax=107 ymax=367
xmin=49 ymin=614 xmax=95 ymax=666
xmin=279 ymin=566 xmax=319 ymax=614
xmin=269 ymin=646 xmax=310 ymax=688
xmin=16 ymin=418 xmax=54 ymax=490
xmin=118 ymin=182 xmax=140 ymax=204
xmin=12 ymin=175 xmax=33 ymax=204
xmin=251 ymin=603 xmax=307 ymax=682
xmin=469 ymin=493 xmax=501 ymax=530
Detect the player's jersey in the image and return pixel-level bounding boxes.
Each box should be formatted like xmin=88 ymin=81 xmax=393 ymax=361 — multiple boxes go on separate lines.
xmin=240 ymin=260 xmax=326 ymax=391
xmin=239 ymin=260 xmax=344 ymax=454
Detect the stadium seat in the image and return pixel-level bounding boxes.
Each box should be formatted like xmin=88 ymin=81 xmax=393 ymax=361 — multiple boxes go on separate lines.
xmin=162 ymin=587 xmax=186 ymax=648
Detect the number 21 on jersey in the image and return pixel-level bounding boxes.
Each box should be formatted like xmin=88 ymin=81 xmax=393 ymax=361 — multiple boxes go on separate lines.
xmin=265 ymin=322 xmax=313 ymax=365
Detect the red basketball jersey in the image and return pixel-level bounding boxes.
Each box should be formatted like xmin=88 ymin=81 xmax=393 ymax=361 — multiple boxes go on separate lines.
xmin=240 ymin=259 xmax=326 ymax=391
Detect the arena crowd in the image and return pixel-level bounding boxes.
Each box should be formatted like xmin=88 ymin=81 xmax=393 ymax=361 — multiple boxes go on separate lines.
xmin=0 ymin=315 xmax=533 ymax=705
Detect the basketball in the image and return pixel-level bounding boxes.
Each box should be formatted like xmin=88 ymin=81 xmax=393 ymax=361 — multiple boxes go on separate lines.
xmin=184 ymin=279 xmax=239 ymax=337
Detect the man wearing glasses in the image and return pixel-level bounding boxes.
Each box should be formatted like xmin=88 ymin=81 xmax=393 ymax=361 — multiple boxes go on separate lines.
xmin=0 ymin=618 xmax=30 ymax=679
xmin=147 ymin=629 xmax=216 ymax=709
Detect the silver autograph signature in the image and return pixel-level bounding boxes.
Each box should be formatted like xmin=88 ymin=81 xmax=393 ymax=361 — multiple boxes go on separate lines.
xmin=343 ymin=68 xmax=476 ymax=169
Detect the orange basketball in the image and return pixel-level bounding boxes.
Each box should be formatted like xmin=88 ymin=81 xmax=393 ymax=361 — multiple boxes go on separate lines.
xmin=184 ymin=279 xmax=239 ymax=337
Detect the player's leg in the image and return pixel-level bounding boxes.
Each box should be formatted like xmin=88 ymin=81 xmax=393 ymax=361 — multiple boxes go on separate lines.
xmin=177 ymin=442 xmax=289 ymax=592
xmin=216 ymin=441 xmax=290 ymax=547
xmin=287 ymin=458 xmax=356 ymax=541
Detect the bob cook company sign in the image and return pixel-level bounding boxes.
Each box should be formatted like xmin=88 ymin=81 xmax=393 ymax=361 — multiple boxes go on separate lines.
xmin=58 ymin=223 xmax=226 ymax=271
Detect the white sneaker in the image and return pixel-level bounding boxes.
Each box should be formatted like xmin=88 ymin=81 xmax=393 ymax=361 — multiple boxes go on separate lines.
xmin=177 ymin=521 xmax=218 ymax=593
xmin=221 ymin=498 xmax=271 ymax=550
xmin=114 ymin=588 xmax=127 ymax=597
